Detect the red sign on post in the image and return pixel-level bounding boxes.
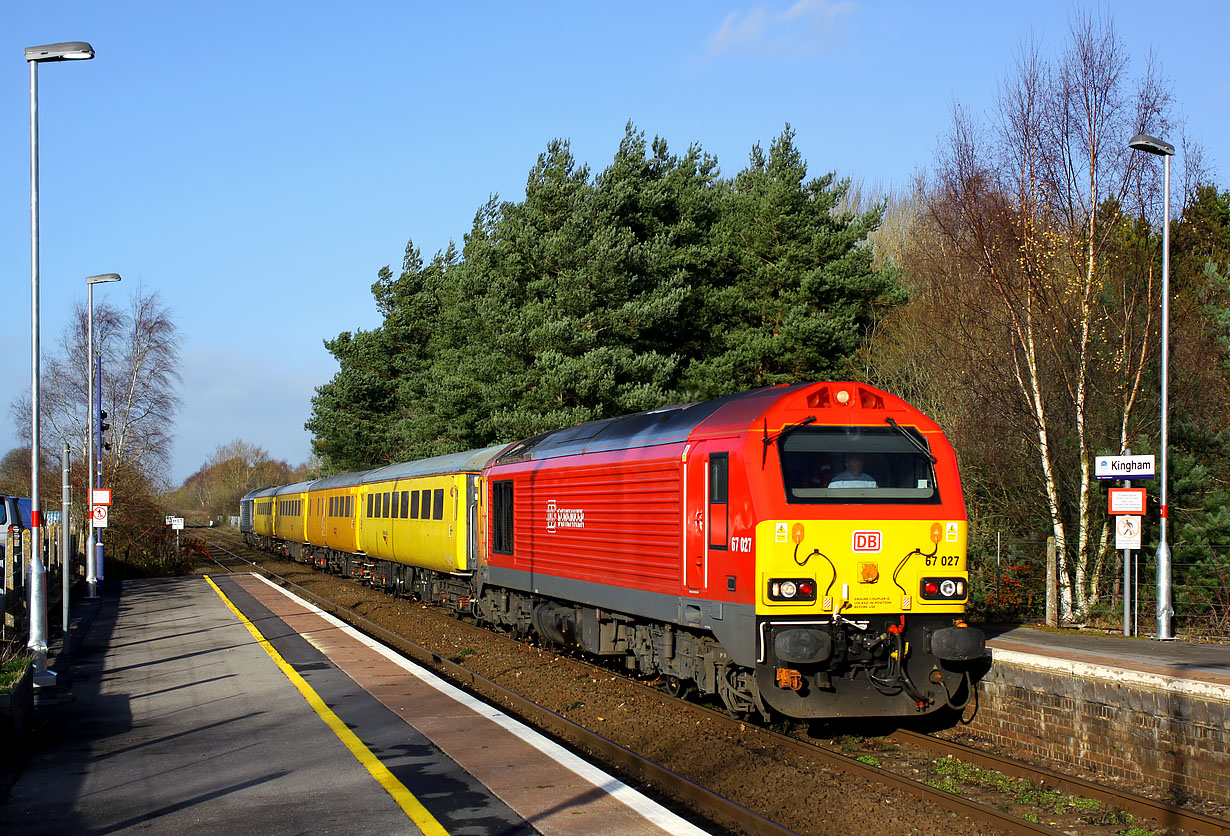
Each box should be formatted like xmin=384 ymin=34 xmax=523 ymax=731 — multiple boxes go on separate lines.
xmin=1108 ymin=488 xmax=1146 ymax=515
xmin=92 ymin=488 xmax=112 ymax=506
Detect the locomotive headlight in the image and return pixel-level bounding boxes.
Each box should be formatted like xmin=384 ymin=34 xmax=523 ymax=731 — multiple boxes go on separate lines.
xmin=767 ymin=578 xmax=818 ymax=603
xmin=920 ymin=577 xmax=967 ymax=601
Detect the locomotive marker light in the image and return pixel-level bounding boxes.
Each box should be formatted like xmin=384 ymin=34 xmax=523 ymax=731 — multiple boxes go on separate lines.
xmin=1128 ymin=132 xmax=1175 ymax=640
xmin=85 ymin=272 xmax=121 ymax=598
xmin=26 ymin=41 xmax=97 ymax=685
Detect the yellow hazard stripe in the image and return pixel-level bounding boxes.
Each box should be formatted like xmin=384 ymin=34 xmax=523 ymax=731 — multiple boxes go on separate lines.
xmin=204 ymin=575 xmax=449 ymax=836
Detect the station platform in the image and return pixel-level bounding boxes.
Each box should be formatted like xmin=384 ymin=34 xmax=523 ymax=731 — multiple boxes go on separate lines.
xmin=965 ymin=624 xmax=1230 ymax=809
xmin=0 ymin=574 xmax=711 ymax=836
xmin=984 ymin=623 xmax=1230 ymax=698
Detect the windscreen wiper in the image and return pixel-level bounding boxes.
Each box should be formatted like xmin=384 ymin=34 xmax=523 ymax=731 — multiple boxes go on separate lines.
xmin=885 ymin=416 xmax=937 ymax=463
xmin=762 ymin=415 xmax=816 ymax=467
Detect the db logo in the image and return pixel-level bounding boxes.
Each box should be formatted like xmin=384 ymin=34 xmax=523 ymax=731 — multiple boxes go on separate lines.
xmin=852 ymin=530 xmax=882 ymax=552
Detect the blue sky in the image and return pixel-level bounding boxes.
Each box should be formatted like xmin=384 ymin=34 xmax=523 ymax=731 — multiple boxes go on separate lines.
xmin=3 ymin=1 xmax=1226 ymax=486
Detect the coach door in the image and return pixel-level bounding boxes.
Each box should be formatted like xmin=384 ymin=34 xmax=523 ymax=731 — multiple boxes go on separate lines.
xmin=686 ymin=446 xmax=730 ymax=590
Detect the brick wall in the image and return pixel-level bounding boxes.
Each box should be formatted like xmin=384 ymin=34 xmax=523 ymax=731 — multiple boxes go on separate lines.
xmin=949 ymin=659 xmax=1230 ymax=807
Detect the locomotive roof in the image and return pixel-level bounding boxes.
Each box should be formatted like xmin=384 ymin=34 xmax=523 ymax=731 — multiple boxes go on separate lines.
xmin=494 ymin=384 xmax=808 ymax=463
xmin=359 ymin=444 xmax=508 ymax=484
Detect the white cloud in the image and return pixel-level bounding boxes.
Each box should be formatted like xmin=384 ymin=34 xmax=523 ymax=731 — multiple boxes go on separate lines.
xmin=707 ymin=0 xmax=858 ymax=60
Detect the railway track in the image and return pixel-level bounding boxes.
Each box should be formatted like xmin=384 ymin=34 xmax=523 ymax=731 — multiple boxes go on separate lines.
xmin=192 ymin=529 xmax=1226 ymax=836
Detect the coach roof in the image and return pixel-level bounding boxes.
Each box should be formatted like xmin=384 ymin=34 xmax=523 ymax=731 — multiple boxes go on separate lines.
xmin=361 ymin=444 xmax=508 ymax=484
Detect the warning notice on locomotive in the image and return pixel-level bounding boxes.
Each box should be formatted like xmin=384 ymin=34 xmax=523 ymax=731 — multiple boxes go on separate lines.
xmin=546 ymin=500 xmax=584 ymax=532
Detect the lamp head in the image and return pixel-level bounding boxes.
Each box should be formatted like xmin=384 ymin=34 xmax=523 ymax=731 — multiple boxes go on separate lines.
xmin=1128 ymin=133 xmax=1175 ymax=157
xmin=85 ymin=273 xmax=121 ymax=285
xmin=25 ymin=42 xmax=95 ymax=62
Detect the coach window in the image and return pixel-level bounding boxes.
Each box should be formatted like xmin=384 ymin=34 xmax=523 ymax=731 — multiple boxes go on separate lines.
xmin=492 ymin=480 xmax=514 ymax=554
xmin=421 ymin=489 xmax=431 ymax=520
xmin=400 ymin=490 xmax=410 ymax=518
xmin=392 ymin=490 xmax=400 ymax=519
xmin=433 ymin=488 xmax=445 ymax=520
xmin=708 ymin=453 xmax=729 ymax=550
xmin=410 ymin=490 xmax=420 ymax=519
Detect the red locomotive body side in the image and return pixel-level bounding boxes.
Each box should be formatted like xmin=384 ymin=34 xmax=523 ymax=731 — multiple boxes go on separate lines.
xmin=497 ymin=448 xmax=688 ymax=594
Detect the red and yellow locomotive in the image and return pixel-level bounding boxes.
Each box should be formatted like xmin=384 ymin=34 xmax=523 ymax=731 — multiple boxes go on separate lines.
xmin=243 ymin=382 xmax=984 ymax=719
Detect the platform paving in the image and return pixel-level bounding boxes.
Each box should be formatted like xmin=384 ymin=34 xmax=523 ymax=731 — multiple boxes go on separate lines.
xmin=0 ymin=576 xmax=709 ymax=836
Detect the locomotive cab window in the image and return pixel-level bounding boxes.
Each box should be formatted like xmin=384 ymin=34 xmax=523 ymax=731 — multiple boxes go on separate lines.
xmin=708 ymin=453 xmax=729 ymax=550
xmin=779 ymin=427 xmax=940 ymax=504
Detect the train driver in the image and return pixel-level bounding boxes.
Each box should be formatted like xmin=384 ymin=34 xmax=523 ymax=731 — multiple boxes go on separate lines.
xmin=828 ymin=453 xmax=879 ymax=488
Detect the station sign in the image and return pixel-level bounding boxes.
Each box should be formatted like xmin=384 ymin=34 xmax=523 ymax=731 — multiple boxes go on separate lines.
xmin=92 ymin=488 xmax=112 ymax=506
xmin=1095 ymin=454 xmax=1155 ymax=480
xmin=91 ymin=505 xmax=108 ymax=528
xmin=1108 ymin=488 xmax=1146 ymax=515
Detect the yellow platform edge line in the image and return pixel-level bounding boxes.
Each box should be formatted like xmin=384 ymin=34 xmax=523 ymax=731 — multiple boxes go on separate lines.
xmin=204 ymin=574 xmax=449 ymax=836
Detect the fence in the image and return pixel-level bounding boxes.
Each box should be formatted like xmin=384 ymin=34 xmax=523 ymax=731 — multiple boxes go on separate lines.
xmin=1 ymin=525 xmax=77 ymax=647
xmin=969 ymin=534 xmax=1230 ymax=639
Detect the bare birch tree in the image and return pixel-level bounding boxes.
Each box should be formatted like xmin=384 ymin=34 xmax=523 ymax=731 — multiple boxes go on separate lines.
xmin=13 ymin=287 xmax=181 ymax=558
xmin=877 ymin=14 xmax=1179 ymax=619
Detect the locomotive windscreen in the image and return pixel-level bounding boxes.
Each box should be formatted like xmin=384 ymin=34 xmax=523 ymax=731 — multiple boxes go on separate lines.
xmin=778 ymin=426 xmax=940 ymax=504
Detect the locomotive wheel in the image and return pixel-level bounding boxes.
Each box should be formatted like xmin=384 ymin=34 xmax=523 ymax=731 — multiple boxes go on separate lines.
xmin=664 ymin=676 xmax=696 ymax=700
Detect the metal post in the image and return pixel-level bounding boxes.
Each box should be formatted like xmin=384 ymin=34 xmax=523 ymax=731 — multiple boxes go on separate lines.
xmin=1129 ymin=133 xmax=1176 ymax=641
xmin=1156 ymin=152 xmax=1174 ymax=640
xmin=86 ymin=282 xmax=96 ymax=598
xmin=27 ymin=535 xmax=55 ymax=687
xmin=95 ymin=353 xmax=104 ymax=583
xmin=29 ymin=57 xmax=44 ymax=620
xmin=61 ymin=442 xmax=70 ymax=634
xmin=1122 ymin=467 xmax=1132 ymax=637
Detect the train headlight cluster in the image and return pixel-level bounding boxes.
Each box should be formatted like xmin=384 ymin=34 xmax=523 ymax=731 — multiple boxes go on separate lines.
xmin=919 ymin=577 xmax=966 ymax=601
xmin=768 ymin=578 xmax=817 ymax=602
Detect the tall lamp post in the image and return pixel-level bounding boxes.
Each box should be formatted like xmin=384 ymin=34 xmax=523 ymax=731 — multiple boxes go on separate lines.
xmin=1128 ymin=132 xmax=1176 ymax=641
xmin=86 ymin=273 xmax=121 ymax=599
xmin=26 ymin=41 xmax=96 ymax=684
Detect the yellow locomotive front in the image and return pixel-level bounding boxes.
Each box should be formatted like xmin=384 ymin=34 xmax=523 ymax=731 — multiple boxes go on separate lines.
xmin=749 ymin=385 xmax=984 ymax=717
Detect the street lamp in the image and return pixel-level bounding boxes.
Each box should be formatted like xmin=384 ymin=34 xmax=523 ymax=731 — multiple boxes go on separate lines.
xmin=26 ymin=41 xmax=96 ymax=685
xmin=86 ymin=273 xmax=120 ymax=599
xmin=1128 ymin=132 xmax=1176 ymax=641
